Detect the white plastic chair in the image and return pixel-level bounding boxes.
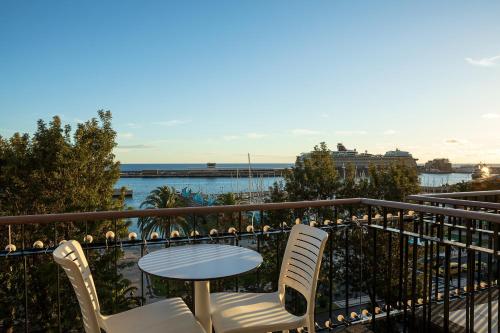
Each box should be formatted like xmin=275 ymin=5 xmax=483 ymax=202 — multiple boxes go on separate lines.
xmin=210 ymin=224 xmax=329 ymax=333
xmin=53 ymin=240 xmax=205 ymax=333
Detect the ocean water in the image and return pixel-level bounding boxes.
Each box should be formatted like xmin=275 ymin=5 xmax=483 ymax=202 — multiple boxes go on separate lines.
xmin=116 ymin=176 xmax=283 ymax=209
xmin=118 ymin=164 xmax=472 ymax=209
xmin=121 ymin=178 xmax=281 ymax=234
xmin=117 ymin=164 xmax=472 ymax=234
xmin=419 ymin=173 xmax=471 ymax=187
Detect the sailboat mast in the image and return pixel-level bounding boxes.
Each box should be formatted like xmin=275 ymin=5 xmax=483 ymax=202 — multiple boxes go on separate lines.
xmin=248 ymin=153 xmax=252 ymax=203
xmin=236 ymin=168 xmax=239 ymax=198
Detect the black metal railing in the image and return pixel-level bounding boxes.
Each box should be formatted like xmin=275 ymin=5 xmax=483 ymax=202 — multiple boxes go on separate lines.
xmin=409 ymin=190 xmax=500 ymax=214
xmin=1 ymin=194 xmax=500 ymax=332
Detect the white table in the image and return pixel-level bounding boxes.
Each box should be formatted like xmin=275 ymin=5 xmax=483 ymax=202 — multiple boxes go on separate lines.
xmin=138 ymin=243 xmax=263 ymax=333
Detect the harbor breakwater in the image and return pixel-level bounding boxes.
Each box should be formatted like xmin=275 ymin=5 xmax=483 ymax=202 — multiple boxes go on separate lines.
xmin=120 ymin=168 xmax=285 ymax=178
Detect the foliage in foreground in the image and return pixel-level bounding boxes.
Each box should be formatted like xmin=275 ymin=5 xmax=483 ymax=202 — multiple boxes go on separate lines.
xmin=0 ymin=112 xmax=138 ymax=331
xmin=0 ymin=110 xmax=120 ymax=216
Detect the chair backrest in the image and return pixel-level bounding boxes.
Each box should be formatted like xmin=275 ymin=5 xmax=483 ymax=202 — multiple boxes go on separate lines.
xmin=53 ymin=240 xmax=101 ymax=333
xmin=278 ymin=224 xmax=328 ymax=315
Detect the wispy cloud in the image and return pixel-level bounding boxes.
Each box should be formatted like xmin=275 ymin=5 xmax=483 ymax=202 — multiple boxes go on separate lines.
xmin=383 ymin=129 xmax=397 ymax=135
xmin=153 ymin=119 xmax=190 ymax=126
xmin=291 ymin=128 xmax=321 ymax=136
xmin=246 ymin=132 xmax=267 ymax=139
xmin=465 ymin=55 xmax=500 ymax=67
xmin=320 ymin=112 xmax=330 ymax=118
xmin=335 ymin=130 xmax=367 ymax=135
xmin=444 ymin=138 xmax=468 ymax=145
xmin=118 ymin=132 xmax=134 ymax=139
xmin=481 ymin=113 xmax=500 ymax=119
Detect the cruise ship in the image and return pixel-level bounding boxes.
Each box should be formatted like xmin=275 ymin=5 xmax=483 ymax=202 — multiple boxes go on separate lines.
xmin=333 ymin=143 xmax=417 ymax=176
xmin=303 ymin=143 xmax=418 ymax=177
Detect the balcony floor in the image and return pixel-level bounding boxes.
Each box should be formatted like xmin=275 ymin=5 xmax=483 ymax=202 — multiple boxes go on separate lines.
xmin=421 ymin=288 xmax=498 ymax=333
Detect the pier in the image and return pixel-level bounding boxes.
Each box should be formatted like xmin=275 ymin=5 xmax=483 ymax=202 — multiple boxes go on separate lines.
xmin=120 ymin=168 xmax=286 ymax=178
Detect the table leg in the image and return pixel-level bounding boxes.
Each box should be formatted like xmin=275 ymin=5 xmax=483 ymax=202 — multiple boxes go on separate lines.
xmin=194 ymin=280 xmax=211 ymax=333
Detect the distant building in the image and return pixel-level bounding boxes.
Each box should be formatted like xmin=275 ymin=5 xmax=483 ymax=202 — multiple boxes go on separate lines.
xmin=424 ymin=158 xmax=453 ymax=173
xmin=301 ymin=143 xmax=418 ymax=178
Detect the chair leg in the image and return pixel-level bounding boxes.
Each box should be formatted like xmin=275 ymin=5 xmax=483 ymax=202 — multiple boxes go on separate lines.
xmin=308 ymin=314 xmax=315 ymax=333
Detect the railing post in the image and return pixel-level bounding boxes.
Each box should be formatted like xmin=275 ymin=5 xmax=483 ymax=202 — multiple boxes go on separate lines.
xmin=495 ymin=221 xmax=500 ymax=333
xmin=422 ymin=239 xmax=429 ymax=331
xmin=410 ymin=213 xmax=419 ymax=330
xmin=236 ymin=211 xmax=242 ymax=292
xmin=328 ymin=211 xmax=334 ymax=328
xmin=427 ymin=235 xmax=433 ymax=329
xmin=140 ymin=240 xmax=144 ymax=305
xmin=386 ymin=223 xmax=392 ymax=331
xmin=477 ymin=215 xmax=483 ymax=284
xmin=487 ymin=221 xmax=493 ymax=332
xmin=113 ymin=218 xmax=118 ymax=313
xmin=276 ymin=216 xmax=281 ymax=292
xmin=465 ymin=218 xmax=475 ymax=332
xmin=344 ymin=224 xmax=349 ymax=318
xmin=443 ymin=244 xmax=451 ymax=333
xmin=458 ymin=218 xmax=463 ymax=293
xmin=398 ymin=211 xmax=404 ymax=314
xmin=403 ymin=235 xmax=409 ymax=332
xmin=368 ymin=207 xmax=377 ymax=332
xmin=23 ymin=223 xmax=29 ymax=333
xmin=54 ymin=223 xmax=62 ymax=333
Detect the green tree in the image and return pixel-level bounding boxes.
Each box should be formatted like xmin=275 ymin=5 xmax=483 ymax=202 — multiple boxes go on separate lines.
xmin=138 ymin=186 xmax=190 ymax=238
xmin=284 ymin=142 xmax=341 ymax=201
xmin=467 ymin=177 xmax=500 ymax=191
xmin=265 ymin=181 xmax=292 ymax=226
xmin=364 ymin=162 xmax=420 ymax=201
xmin=0 ymin=110 xmax=120 ymax=216
xmin=272 ymin=142 xmax=420 ymax=203
xmin=0 ymin=111 xmax=136 ymax=331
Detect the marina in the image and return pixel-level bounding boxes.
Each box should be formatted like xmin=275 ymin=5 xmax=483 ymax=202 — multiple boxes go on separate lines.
xmin=115 ymin=166 xmax=473 ymax=208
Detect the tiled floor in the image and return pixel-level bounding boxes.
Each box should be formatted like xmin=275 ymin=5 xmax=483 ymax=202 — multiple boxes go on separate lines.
xmin=423 ymin=288 xmax=498 ymax=333
xmin=447 ymin=300 xmax=497 ymax=333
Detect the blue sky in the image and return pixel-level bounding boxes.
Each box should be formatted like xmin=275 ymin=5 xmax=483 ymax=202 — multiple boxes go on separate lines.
xmin=1 ymin=1 xmax=499 ymax=163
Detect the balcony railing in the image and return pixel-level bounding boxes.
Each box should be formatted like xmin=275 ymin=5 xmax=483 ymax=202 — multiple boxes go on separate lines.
xmin=1 ymin=193 xmax=500 ymax=332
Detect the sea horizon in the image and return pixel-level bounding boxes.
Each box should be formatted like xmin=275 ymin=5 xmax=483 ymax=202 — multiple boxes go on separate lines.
xmin=120 ymin=163 xmax=294 ymax=171
xmin=119 ymin=162 xmax=499 ymax=171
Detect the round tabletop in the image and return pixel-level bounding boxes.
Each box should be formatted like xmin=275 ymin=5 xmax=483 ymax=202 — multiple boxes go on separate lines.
xmin=138 ymin=244 xmax=263 ymax=281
